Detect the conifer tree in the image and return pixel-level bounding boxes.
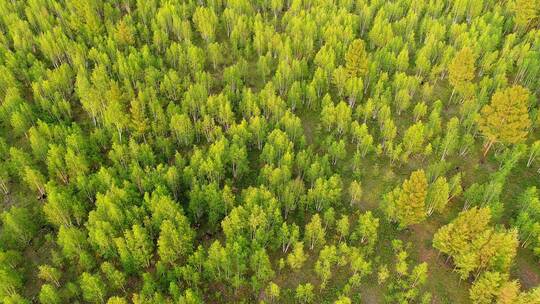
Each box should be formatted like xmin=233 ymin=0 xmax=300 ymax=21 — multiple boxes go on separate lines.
xmin=287 ymin=242 xmax=308 ymax=271
xmin=349 ymin=180 xmax=363 ymax=206
xmin=344 ymin=39 xmax=369 ymax=78
xmin=513 ymin=0 xmax=539 ymax=30
xmin=433 ymin=207 xmax=518 ymax=279
xmin=383 ymin=170 xmax=428 ymax=229
xmin=426 ymin=177 xmax=450 ymax=216
xmin=478 ymin=85 xmax=531 ymax=156
xmin=448 ymin=47 xmax=475 ymax=100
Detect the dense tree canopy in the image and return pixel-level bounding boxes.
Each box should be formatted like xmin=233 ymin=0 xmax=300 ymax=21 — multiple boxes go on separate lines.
xmin=0 ymin=0 xmax=539 ymax=303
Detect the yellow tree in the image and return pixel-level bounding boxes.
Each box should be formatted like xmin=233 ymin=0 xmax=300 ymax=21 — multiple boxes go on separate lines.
xmin=513 ymin=0 xmax=539 ymax=30
xmin=478 ymin=85 xmax=531 ymax=156
xmin=344 ymin=39 xmax=369 ymax=78
xmin=383 ymin=169 xmax=428 ymax=229
xmin=448 ymin=47 xmax=475 ymax=100
xmin=433 ymin=207 xmax=518 ymax=280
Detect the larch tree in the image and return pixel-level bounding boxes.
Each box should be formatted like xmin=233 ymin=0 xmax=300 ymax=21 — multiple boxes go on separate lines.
xmin=107 ymin=297 xmax=128 ymax=304
xmin=295 ymin=283 xmax=315 ymax=304
xmin=433 ymin=207 xmax=518 ymax=280
xmin=469 ymin=271 xmax=522 ymax=304
xmin=37 ymin=265 xmax=61 ymax=287
xmin=39 ymin=284 xmax=61 ymax=304
xmin=265 ymin=282 xmax=280 ymax=303
xmin=352 ymin=211 xmax=379 ymax=252
xmin=426 ymin=177 xmax=450 ymax=216
xmin=448 ymin=47 xmax=475 ymax=100
xmin=192 ymin=7 xmax=218 ymax=43
xmin=383 ymin=169 xmax=428 ymax=229
xmin=334 ymin=296 xmax=352 ymax=304
xmin=513 ymin=0 xmax=539 ymax=30
xmin=349 ymin=180 xmax=363 ymax=206
xmin=79 ymin=272 xmax=106 ymax=304
xmin=527 ymin=140 xmax=540 ymax=167
xmin=287 ymin=242 xmax=308 ymax=271
xmin=344 ymin=39 xmax=369 ymax=78
xmin=336 ymin=215 xmax=350 ymax=242
xmin=478 ymin=85 xmax=531 ymax=156
xmin=305 ymin=214 xmax=326 ymax=250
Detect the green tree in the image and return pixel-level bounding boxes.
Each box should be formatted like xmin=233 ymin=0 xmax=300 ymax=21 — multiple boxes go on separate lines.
xmin=38 ymin=265 xmax=61 ymax=287
xmin=440 ymin=117 xmax=460 ymax=160
xmin=79 ymin=272 xmax=106 ymax=304
xmin=157 ymin=217 xmax=194 ymax=265
xmin=0 ymin=265 xmax=23 ymax=299
xmin=114 ymin=225 xmax=154 ymax=273
xmin=192 ymin=7 xmax=218 ymax=43
xmin=38 ymin=284 xmax=61 ymax=304
xmin=265 ymin=282 xmax=280 ymax=303
xmin=349 ymin=180 xmax=363 ymax=206
xmin=403 ymin=122 xmax=425 ymax=158
xmin=514 ymin=187 xmax=540 ymax=254
xmin=396 ymin=48 xmax=409 ymax=72
xmin=413 ymin=102 xmax=428 ymax=122
xmin=0 ymin=206 xmax=38 ymax=249
xmin=287 ymin=242 xmax=308 ymax=271
xmin=295 ymin=283 xmax=315 ymax=304
xmin=250 ymin=248 xmax=275 ymax=294
xmin=23 ymin=167 xmax=46 ymax=197
xmin=336 ymin=215 xmax=350 ymax=242
xmin=426 ymin=177 xmax=450 ymax=216
xmin=170 ymin=114 xmax=194 ymax=147
xmin=323 ymin=207 xmax=336 ymax=231
xmin=100 ymin=262 xmax=126 ymax=293
xmin=527 ymin=140 xmax=540 ymax=167
xmin=328 ymin=139 xmax=346 ymax=165
xmin=305 ymin=214 xmax=326 ymax=250
xmin=314 ymin=245 xmax=338 ymax=289
xmin=307 ymin=175 xmax=342 ymax=212
xmin=57 ymin=226 xmax=88 ymax=262
xmin=352 ymin=211 xmax=379 ymax=252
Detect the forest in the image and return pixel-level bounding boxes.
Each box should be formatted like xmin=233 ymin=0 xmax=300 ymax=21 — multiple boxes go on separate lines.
xmin=0 ymin=0 xmax=540 ymax=303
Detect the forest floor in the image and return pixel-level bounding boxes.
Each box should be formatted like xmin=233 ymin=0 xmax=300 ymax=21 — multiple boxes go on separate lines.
xmin=286 ymin=105 xmax=540 ymax=302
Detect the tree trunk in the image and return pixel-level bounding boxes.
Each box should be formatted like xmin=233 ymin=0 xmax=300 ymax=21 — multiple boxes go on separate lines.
xmin=483 ymin=139 xmax=494 ymax=158
xmin=527 ymin=151 xmax=536 ymax=167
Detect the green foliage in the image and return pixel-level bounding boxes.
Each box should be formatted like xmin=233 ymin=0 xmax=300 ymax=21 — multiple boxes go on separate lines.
xmin=0 ymin=206 xmax=38 ymax=249
xmin=513 ymin=187 xmax=540 ymax=257
xmin=38 ymin=284 xmax=61 ymax=304
xmin=0 ymin=1 xmax=539 ymax=303
xmin=287 ymin=242 xmax=308 ymax=271
xmin=295 ymin=283 xmax=315 ymax=304
xmin=79 ymin=272 xmax=106 ymax=304
xmin=385 ymin=240 xmax=430 ymax=303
